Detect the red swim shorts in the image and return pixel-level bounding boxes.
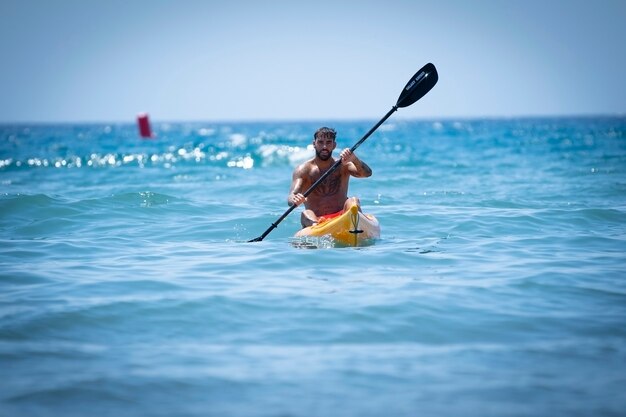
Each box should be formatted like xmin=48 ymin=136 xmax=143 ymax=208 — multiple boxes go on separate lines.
xmin=317 ymin=210 xmax=344 ymax=224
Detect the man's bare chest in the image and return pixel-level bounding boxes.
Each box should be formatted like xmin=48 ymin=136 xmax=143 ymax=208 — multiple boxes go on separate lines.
xmin=308 ymin=168 xmax=343 ymax=197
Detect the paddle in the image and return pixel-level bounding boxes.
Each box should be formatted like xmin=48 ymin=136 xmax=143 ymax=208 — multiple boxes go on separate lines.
xmin=248 ymin=63 xmax=438 ymax=242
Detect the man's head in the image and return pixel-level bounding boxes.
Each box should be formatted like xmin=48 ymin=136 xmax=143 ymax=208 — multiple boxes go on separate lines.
xmin=313 ymin=127 xmax=337 ymax=161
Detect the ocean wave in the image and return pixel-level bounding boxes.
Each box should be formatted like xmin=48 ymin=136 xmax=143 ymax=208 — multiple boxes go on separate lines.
xmin=0 ymin=145 xmax=310 ymax=172
xmin=0 ymin=192 xmax=180 ymax=221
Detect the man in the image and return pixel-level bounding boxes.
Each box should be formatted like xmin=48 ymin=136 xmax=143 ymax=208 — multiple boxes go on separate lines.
xmin=288 ymin=127 xmax=373 ymax=228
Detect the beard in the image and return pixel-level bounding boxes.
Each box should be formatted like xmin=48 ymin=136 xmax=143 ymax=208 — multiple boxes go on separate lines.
xmin=316 ymin=149 xmax=332 ymax=161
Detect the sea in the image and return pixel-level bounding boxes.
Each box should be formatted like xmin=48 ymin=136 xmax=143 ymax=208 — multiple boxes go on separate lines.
xmin=1 ymin=116 xmax=625 ymax=417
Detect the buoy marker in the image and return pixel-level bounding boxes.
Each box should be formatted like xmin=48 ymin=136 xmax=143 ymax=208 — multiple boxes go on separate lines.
xmin=137 ymin=112 xmax=154 ymax=138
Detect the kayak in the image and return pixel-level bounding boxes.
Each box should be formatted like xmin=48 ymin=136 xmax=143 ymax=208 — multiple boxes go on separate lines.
xmin=294 ymin=200 xmax=380 ymax=247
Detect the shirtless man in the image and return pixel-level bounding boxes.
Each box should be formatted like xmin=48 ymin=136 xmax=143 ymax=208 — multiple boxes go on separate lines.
xmin=288 ymin=127 xmax=373 ymax=228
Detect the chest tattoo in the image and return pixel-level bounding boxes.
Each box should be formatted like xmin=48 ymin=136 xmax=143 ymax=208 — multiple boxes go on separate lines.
xmin=313 ymin=170 xmax=341 ymax=196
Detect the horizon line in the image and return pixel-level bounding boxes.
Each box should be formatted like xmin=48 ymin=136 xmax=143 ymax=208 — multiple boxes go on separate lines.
xmin=0 ymin=112 xmax=624 ymax=126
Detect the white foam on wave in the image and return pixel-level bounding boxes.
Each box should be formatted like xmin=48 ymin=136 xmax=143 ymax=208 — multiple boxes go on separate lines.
xmin=257 ymin=144 xmax=312 ymax=167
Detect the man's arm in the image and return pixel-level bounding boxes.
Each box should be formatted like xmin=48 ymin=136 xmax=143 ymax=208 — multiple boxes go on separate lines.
xmin=340 ymin=149 xmax=372 ymax=178
xmin=288 ymin=164 xmax=308 ymax=206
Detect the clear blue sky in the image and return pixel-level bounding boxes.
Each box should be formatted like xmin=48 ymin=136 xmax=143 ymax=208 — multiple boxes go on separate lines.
xmin=1 ymin=0 xmax=624 ymax=122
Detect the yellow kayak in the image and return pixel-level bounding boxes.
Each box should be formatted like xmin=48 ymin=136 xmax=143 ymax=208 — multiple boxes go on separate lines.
xmin=294 ymin=200 xmax=380 ymax=247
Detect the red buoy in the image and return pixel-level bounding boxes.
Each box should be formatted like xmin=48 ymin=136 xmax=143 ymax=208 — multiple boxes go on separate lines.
xmin=137 ymin=113 xmax=153 ymax=138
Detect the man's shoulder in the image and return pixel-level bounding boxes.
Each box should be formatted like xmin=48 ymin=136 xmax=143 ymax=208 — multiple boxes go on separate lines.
xmin=294 ymin=158 xmax=315 ymax=173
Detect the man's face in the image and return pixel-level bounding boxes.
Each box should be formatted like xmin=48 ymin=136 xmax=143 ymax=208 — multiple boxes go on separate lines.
xmin=313 ymin=135 xmax=336 ymax=161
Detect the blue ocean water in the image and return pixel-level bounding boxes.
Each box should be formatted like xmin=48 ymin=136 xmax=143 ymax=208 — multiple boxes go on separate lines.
xmin=1 ymin=117 xmax=625 ymax=416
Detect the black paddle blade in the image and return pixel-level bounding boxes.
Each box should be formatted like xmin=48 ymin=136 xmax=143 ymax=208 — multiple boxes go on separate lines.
xmin=396 ymin=63 xmax=438 ymax=108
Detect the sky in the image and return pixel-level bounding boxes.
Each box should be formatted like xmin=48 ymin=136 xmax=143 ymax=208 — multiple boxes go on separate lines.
xmin=0 ymin=0 xmax=625 ymax=123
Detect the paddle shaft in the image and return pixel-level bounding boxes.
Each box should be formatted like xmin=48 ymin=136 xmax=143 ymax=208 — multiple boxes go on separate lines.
xmin=249 ymin=105 xmax=398 ymax=242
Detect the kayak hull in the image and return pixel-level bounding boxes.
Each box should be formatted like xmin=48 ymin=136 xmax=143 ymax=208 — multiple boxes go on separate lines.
xmin=294 ymin=201 xmax=380 ymax=246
